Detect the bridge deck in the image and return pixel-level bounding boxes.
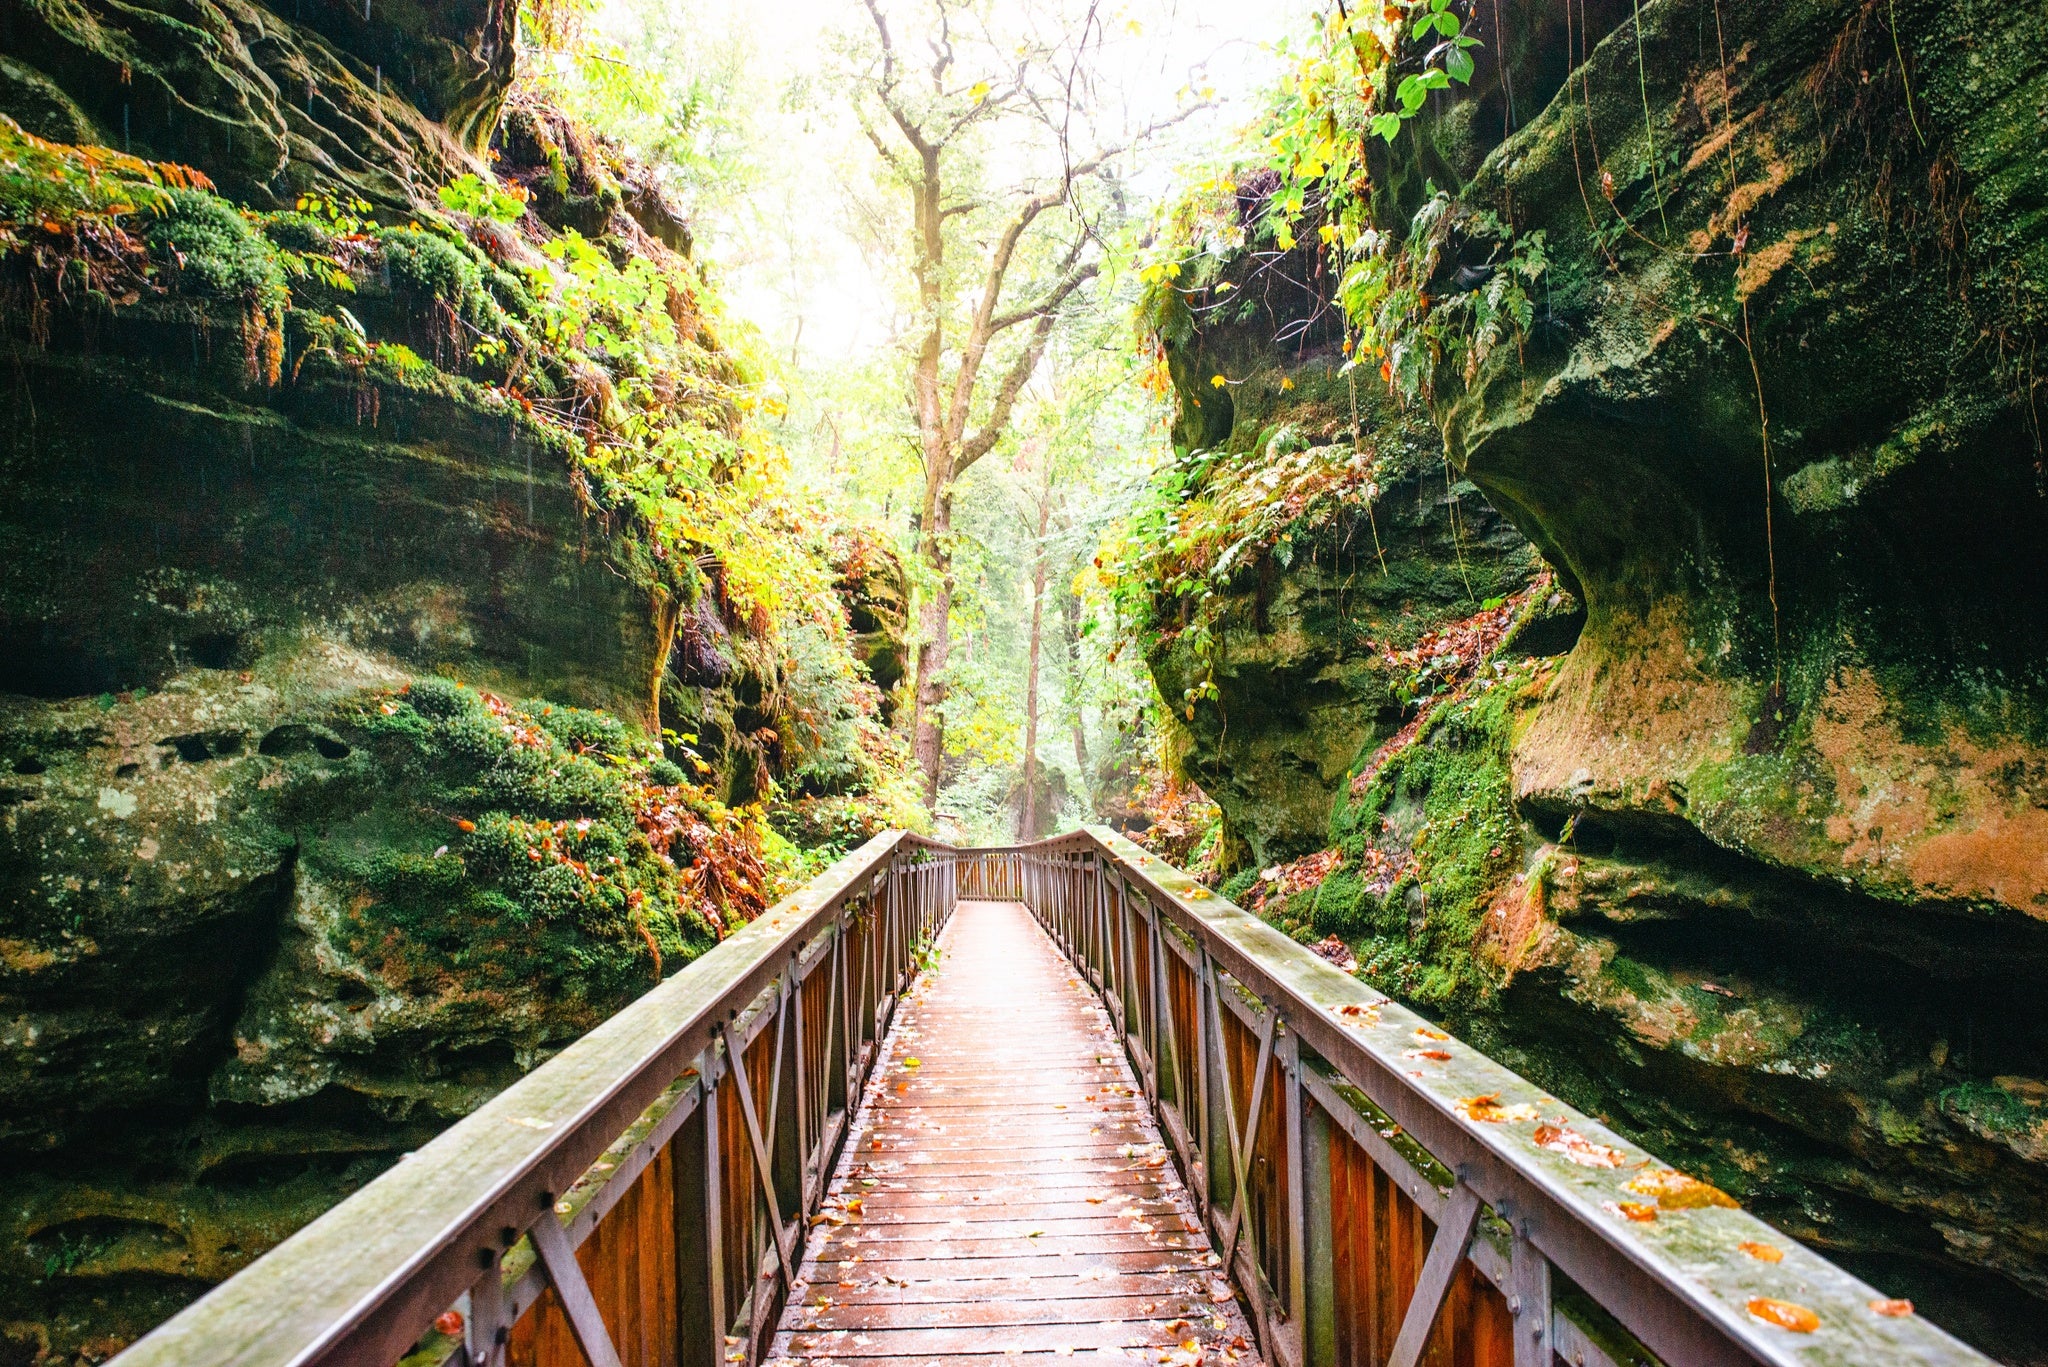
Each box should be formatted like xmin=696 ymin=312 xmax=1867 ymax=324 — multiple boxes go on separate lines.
xmin=770 ymin=900 xmax=1259 ymax=1367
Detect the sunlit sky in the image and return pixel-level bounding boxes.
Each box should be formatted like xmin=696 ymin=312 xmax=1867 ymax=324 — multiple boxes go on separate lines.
xmin=599 ymin=0 xmax=1312 ymax=367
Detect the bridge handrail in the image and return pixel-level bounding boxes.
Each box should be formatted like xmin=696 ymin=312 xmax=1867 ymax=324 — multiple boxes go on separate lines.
xmin=1011 ymin=828 xmax=1988 ymax=1367
xmin=107 ymin=828 xmax=1992 ymax=1367
xmin=113 ymin=830 xmax=965 ymax=1367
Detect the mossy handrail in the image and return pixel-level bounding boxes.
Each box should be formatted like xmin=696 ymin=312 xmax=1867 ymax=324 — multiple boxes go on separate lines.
xmin=1005 ymin=828 xmax=1991 ymax=1367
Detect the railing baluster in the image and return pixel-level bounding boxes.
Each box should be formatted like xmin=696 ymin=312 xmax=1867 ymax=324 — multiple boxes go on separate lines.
xmin=528 ymin=1203 xmax=625 ymax=1367
xmin=1385 ymin=1181 xmax=1481 ymax=1367
xmin=1217 ymin=995 xmax=1277 ymax=1274
xmin=1509 ymin=1226 xmax=1552 ymax=1367
xmin=1149 ymin=900 xmax=1172 ymax=1113
xmin=791 ymin=964 xmax=812 ymax=1220
xmin=718 ymin=1020 xmax=795 ymax=1292
xmin=677 ymin=1060 xmax=722 ymax=1367
xmin=464 ymin=1250 xmax=507 ymax=1367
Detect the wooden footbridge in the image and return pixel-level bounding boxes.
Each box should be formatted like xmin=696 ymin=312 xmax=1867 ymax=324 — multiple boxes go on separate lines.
xmin=116 ymin=831 xmax=1990 ymax=1367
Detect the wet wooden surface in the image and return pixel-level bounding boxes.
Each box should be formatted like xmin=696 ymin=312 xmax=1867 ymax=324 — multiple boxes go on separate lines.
xmin=770 ymin=900 xmax=1259 ymax=1367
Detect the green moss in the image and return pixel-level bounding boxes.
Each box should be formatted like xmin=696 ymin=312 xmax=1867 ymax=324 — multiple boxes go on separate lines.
xmin=286 ymin=678 xmax=716 ymax=1008
xmin=1940 ymin=1080 xmax=2040 ymax=1138
xmin=1328 ymin=668 xmax=1530 ymax=1007
xmin=376 ymin=226 xmax=511 ymax=334
xmin=1306 ymin=866 xmax=1370 ymax=935
xmin=260 ymin=212 xmax=339 ymax=255
xmin=146 ymin=189 xmax=287 ymax=311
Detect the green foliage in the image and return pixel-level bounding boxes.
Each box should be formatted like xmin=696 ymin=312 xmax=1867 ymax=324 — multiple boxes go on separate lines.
xmin=297 ymin=677 xmax=723 ymax=1007
xmin=1337 ymin=197 xmax=1548 ymax=401
xmin=439 ymin=172 xmax=529 ymax=224
xmin=147 ymin=189 xmax=288 ymax=310
xmin=0 ymin=112 xmax=206 ymax=230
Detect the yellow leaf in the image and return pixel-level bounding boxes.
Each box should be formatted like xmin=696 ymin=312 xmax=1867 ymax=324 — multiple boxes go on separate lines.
xmin=968 ymin=81 xmax=991 ymax=103
xmin=1280 ymin=376 xmax=1296 ymax=391
xmin=1210 ymin=374 xmax=1228 ymax=388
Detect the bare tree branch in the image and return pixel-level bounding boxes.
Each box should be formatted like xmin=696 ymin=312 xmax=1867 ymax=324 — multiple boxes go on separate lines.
xmin=957 ymin=262 xmax=1098 ymax=472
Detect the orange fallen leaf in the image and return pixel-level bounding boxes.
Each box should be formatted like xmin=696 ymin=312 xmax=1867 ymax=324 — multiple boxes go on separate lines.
xmin=1746 ymin=1298 xmax=1819 ymax=1333
xmin=1627 ymin=1168 xmax=1738 ymax=1210
xmin=1533 ymin=1124 xmax=1626 ymax=1168
xmin=1740 ymin=1241 xmax=1783 ymax=1263
xmin=1601 ymin=1200 xmax=1657 ymax=1223
xmin=1869 ymin=1298 xmax=1914 ymax=1317
xmin=435 ymin=1310 xmax=465 ymax=1336
xmin=1414 ymin=1027 xmax=1449 ymax=1041
xmin=1405 ymin=1048 xmax=1452 ymax=1062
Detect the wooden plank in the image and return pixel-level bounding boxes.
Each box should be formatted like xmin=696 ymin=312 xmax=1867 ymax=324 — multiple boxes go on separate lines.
xmin=780 ymin=1318 xmax=1248 ymax=1358
xmin=771 ymin=902 xmax=1260 ymax=1367
xmin=818 ymin=1272 xmax=1210 ymax=1306
xmin=788 ymin=1294 xmax=1222 ymax=1331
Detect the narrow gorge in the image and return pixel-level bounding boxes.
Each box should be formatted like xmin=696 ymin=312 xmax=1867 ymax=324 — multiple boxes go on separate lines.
xmin=3 ymin=0 xmax=2047 ymax=1362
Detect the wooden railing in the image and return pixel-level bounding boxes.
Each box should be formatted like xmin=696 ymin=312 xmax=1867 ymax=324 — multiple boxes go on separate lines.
xmin=113 ymin=833 xmax=959 ymax=1367
xmin=997 ymin=829 xmax=1990 ymax=1367
xmin=110 ymin=829 xmax=1992 ymax=1367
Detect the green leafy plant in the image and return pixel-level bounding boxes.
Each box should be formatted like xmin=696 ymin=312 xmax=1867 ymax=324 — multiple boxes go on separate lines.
xmin=439 ymin=172 xmax=530 ymax=224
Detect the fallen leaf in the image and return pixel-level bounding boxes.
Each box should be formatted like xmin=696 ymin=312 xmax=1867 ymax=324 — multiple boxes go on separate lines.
xmin=1414 ymin=1027 xmax=1450 ymax=1042
xmin=1869 ymin=1298 xmax=1914 ymax=1317
xmin=1532 ymin=1124 xmax=1626 ymax=1168
xmin=1601 ymin=1200 xmax=1657 ymax=1223
xmin=1404 ymin=1048 xmax=1452 ymax=1062
xmin=1627 ymin=1168 xmax=1738 ymax=1210
xmin=1457 ymin=1094 xmax=1541 ymax=1124
xmin=435 ymin=1310 xmax=465 ymax=1336
xmin=1739 ymin=1241 xmax=1783 ymax=1263
xmin=1746 ymin=1298 xmax=1819 ymax=1333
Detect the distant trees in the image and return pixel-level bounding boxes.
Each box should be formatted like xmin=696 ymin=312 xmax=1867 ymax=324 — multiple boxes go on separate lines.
xmin=845 ymin=0 xmax=1193 ymax=808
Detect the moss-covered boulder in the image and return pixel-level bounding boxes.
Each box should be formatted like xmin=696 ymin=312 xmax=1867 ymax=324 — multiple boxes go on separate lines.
xmin=1134 ymin=246 xmax=1549 ymax=868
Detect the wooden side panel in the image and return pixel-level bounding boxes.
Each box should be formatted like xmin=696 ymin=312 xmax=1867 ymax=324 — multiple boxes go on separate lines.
xmin=714 ymin=1029 xmax=775 ymax=1325
xmin=1164 ymin=951 xmax=1200 ymax=1135
xmin=1328 ymin=1109 xmax=1512 ymax=1367
xmin=1220 ymin=1006 xmax=1290 ymax=1310
xmin=507 ymin=1144 xmax=680 ymax=1367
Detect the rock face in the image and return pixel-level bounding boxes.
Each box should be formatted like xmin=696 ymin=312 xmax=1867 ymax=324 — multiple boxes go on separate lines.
xmin=0 ymin=0 xmax=497 ymax=210
xmin=0 ymin=6 xmax=912 ymax=1359
xmin=832 ymin=528 xmax=911 ymax=724
xmin=1139 ymin=231 xmax=1551 ymax=870
xmin=1443 ymin=0 xmax=2048 ymax=927
xmin=1143 ymin=0 xmax=2048 ymax=1352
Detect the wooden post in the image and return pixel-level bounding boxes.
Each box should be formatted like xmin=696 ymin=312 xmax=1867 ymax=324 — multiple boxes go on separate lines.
xmin=675 ymin=1064 xmax=722 ymax=1367
xmin=1296 ymin=1064 xmax=1336 ymax=1367
xmin=1509 ymin=1225 xmax=1553 ymax=1367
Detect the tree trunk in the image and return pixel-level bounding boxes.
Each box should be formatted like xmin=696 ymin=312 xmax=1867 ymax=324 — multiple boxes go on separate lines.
xmin=1056 ymin=583 xmax=1089 ymax=775
xmin=1019 ymin=497 xmax=1051 ymax=839
xmin=910 ymin=470 xmax=953 ymax=811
